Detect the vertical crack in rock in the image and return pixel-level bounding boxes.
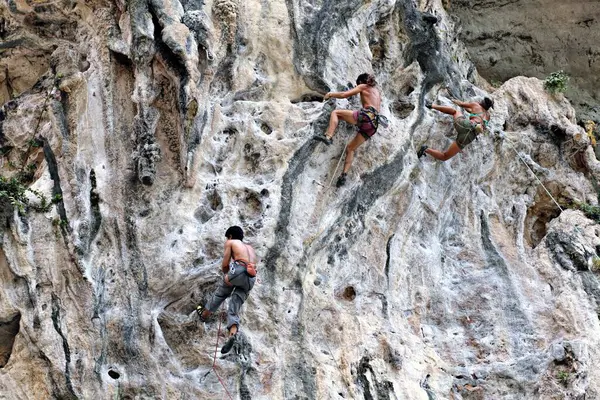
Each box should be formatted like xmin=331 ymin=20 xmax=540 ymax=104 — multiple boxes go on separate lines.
xmin=400 ymin=1 xmax=451 ymax=130
xmin=41 ymin=137 xmax=68 ymax=231
xmin=285 ymin=0 xmax=363 ymax=91
xmin=133 ymin=106 xmax=160 ymax=186
xmin=479 ymin=212 xmax=534 ymax=354
xmin=50 ymin=293 xmax=77 ymax=399
xmin=261 ymin=140 xmax=317 ymax=282
xmin=357 ymin=355 xmax=394 ymax=400
xmin=262 ymin=106 xmax=332 ymax=283
xmin=125 ymin=204 xmax=149 ymax=295
xmin=50 ymin=98 xmax=70 ymax=139
xmin=88 ymin=169 xmax=101 ymax=249
xmin=285 ymin=311 xmax=317 ymax=400
xmin=38 ymin=349 xmax=74 ymax=399
xmin=384 ymin=234 xmax=394 ymax=286
xmin=314 ymin=150 xmax=406 ymax=258
xmin=0 ymin=311 xmax=20 ymax=368
xmin=130 ymin=0 xmax=160 ymax=185
xmin=92 ymin=265 xmax=107 ymax=381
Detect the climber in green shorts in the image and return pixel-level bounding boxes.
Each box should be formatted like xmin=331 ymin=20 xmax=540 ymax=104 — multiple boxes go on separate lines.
xmin=418 ymin=96 xmax=493 ymax=161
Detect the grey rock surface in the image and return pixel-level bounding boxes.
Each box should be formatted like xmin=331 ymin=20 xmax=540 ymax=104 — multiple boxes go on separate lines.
xmin=448 ymin=0 xmax=600 ymax=122
xmin=1 ymin=0 xmax=600 ymax=399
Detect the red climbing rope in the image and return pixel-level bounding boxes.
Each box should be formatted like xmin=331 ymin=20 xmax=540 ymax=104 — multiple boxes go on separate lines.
xmin=211 ymin=308 xmax=233 ymax=400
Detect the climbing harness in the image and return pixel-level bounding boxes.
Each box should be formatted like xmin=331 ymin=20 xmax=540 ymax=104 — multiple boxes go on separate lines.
xmin=356 ymin=107 xmax=380 ymax=139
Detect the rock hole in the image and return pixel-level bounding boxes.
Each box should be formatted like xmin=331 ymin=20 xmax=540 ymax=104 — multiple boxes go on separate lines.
xmin=0 ymin=312 xmax=21 ymax=368
xmin=207 ymin=189 xmax=223 ymax=211
xmin=108 ymin=369 xmax=120 ymax=379
xmin=290 ymin=94 xmax=324 ymax=103
xmin=260 ymin=188 xmax=269 ymax=197
xmin=342 ymin=286 xmax=356 ymax=301
xmin=392 ymin=99 xmax=415 ymax=119
xmin=141 ymin=175 xmax=153 ymax=186
xmin=260 ymin=123 xmax=272 ymax=135
xmin=222 ymin=128 xmax=237 ymax=136
xmin=524 ymin=186 xmax=563 ymax=247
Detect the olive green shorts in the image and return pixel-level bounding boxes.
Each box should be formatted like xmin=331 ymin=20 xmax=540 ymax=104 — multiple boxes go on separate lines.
xmin=454 ymin=117 xmax=478 ymax=149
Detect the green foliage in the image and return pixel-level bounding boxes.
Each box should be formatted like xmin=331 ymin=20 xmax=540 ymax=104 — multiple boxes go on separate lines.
xmin=27 ymin=139 xmax=42 ymax=148
xmin=555 ymin=370 xmax=570 ymax=386
xmin=592 ymin=256 xmax=600 ymax=272
xmin=0 ymin=175 xmax=51 ymax=214
xmin=490 ymin=79 xmax=503 ymax=88
xmin=544 ymin=70 xmax=569 ymax=94
xmin=571 ymin=201 xmax=600 ymax=223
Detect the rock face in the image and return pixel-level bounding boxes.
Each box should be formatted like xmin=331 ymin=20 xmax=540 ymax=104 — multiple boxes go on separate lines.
xmin=1 ymin=0 xmax=600 ymax=399
xmin=447 ymin=0 xmax=600 ymax=122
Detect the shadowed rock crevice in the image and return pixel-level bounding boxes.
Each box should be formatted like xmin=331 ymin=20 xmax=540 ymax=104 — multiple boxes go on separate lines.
xmin=87 ymin=168 xmax=102 ymax=253
xmin=262 ymin=105 xmax=332 ymax=284
xmin=50 ymin=293 xmax=77 ymax=399
xmin=0 ymin=311 xmax=20 ymax=368
xmin=41 ymin=137 xmax=68 ymax=231
xmin=285 ymin=0 xmax=363 ymax=91
xmin=357 ymin=355 xmax=394 ymax=400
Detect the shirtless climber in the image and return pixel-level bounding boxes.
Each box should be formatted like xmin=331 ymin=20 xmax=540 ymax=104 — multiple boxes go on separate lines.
xmin=418 ymin=97 xmax=493 ymax=161
xmin=197 ymin=226 xmax=257 ymax=354
xmin=313 ymin=73 xmax=385 ymax=187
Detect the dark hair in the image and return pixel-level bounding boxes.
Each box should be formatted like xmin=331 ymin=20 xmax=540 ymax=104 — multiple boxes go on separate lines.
xmin=356 ymin=73 xmax=376 ymax=87
xmin=481 ymin=97 xmax=494 ymax=110
xmin=225 ymin=226 xmax=244 ymax=241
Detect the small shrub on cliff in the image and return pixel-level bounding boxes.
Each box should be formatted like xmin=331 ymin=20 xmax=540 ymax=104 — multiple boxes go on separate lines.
xmin=592 ymin=256 xmax=600 ymax=272
xmin=0 ymin=175 xmax=50 ymax=214
xmin=572 ymin=202 xmax=600 ymax=223
xmin=544 ymin=71 xmax=569 ymax=94
xmin=556 ymin=370 xmax=570 ymax=386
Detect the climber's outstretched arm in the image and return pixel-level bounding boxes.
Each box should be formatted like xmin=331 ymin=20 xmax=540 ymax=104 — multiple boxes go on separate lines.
xmin=324 ymin=84 xmax=367 ymax=100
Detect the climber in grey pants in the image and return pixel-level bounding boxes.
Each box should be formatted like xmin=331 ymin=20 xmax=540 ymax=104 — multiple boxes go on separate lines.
xmin=198 ymin=226 xmax=257 ymax=354
xmin=204 ymin=262 xmax=255 ymax=330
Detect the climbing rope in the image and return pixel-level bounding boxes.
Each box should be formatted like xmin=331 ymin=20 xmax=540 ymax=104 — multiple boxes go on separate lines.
xmin=503 ymin=134 xmax=600 ymax=255
xmin=505 ymin=138 xmax=564 ymax=212
xmin=209 ymin=306 xmax=234 ymax=400
xmin=328 ymin=143 xmax=348 ymax=187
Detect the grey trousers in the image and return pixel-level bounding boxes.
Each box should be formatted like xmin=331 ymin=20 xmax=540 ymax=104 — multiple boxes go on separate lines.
xmin=205 ymin=264 xmax=255 ymax=329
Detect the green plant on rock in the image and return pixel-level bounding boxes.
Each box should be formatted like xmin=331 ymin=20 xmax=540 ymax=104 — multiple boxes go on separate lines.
xmin=544 ymin=70 xmax=569 ymax=94
xmin=555 ymin=370 xmax=570 ymax=386
xmin=0 ymin=175 xmax=51 ymax=214
xmin=592 ymin=256 xmax=600 ymax=272
xmin=571 ymin=201 xmax=600 ymax=223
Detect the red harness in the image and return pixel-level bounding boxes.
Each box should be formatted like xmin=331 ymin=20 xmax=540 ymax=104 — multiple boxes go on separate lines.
xmin=234 ymin=260 xmax=257 ymax=277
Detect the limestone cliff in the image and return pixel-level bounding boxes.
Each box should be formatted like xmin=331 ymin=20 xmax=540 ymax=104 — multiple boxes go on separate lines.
xmin=1 ymin=0 xmax=600 ymax=399
xmin=447 ymin=0 xmax=600 ymax=122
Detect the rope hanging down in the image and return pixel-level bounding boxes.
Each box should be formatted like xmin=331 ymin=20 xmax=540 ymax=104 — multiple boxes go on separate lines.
xmin=504 ymin=135 xmax=599 ymax=253
xmin=505 ymin=139 xmax=564 ymax=213
xmin=209 ymin=306 xmax=234 ymax=400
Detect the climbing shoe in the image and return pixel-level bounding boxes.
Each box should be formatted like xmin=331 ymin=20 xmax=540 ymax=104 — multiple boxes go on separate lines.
xmin=313 ymin=133 xmax=333 ymax=145
xmin=417 ymin=145 xmax=428 ymax=159
xmin=425 ymin=101 xmax=433 ymax=109
xmin=221 ymin=334 xmax=237 ymax=354
xmin=196 ymin=305 xmax=209 ymax=322
xmin=336 ymin=173 xmax=347 ymax=188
